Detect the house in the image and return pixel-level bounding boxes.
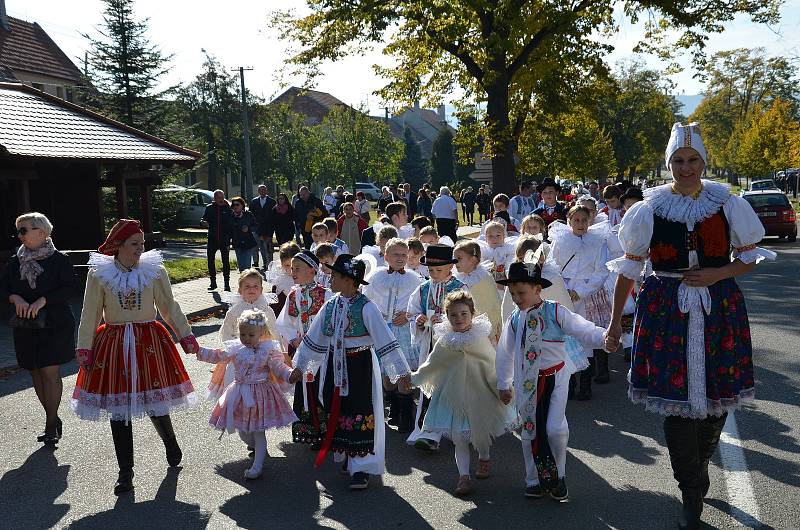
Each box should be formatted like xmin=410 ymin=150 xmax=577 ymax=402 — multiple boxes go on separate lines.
xmin=0 ymin=2 xmax=87 ymax=101
xmin=0 ymin=82 xmax=199 ymax=259
xmin=387 ymin=102 xmax=456 ymax=160
xmin=271 ymin=86 xmax=350 ymax=125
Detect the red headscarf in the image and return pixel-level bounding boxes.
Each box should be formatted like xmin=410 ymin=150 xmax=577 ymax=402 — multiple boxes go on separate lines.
xmin=98 ymin=219 xmax=143 ymax=256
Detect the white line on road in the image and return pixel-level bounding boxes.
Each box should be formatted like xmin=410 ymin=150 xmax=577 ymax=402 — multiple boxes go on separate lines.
xmin=719 ymin=412 xmax=762 ymax=528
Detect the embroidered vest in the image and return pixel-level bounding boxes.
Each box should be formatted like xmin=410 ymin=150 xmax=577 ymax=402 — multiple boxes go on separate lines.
xmin=533 ymin=202 xmax=566 ymax=225
xmin=287 ymin=284 xmax=327 ymax=331
xmin=510 ymin=302 xmax=566 ymax=343
xmin=322 ymin=293 xmax=369 ymax=337
xmin=649 ymin=210 xmax=731 ymax=271
xmin=419 ymin=277 xmax=465 ymax=315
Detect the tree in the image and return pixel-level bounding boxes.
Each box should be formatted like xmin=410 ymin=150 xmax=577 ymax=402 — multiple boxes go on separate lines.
xmin=271 ymin=1 xmax=780 ymax=196
xmin=256 ymin=103 xmax=318 ymax=192
xmin=428 ymin=128 xmax=456 ymax=189
xmin=400 ymin=127 xmax=427 ymax=188
xmin=735 ymin=99 xmax=799 ymax=178
xmin=83 ymin=0 xmax=173 ymax=132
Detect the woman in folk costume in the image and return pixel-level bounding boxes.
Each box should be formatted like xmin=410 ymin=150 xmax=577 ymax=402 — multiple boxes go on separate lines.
xmin=400 ymin=291 xmax=515 ymax=496
xmin=71 ymin=220 xmax=198 ymax=495
xmin=362 ymin=238 xmax=424 ymax=433
xmin=276 ymin=250 xmax=331 ymax=445
xmin=606 ymin=123 xmax=775 ymax=530
xmin=406 ymin=244 xmax=466 ymax=450
xmin=496 ymin=259 xmax=608 ymax=501
xmin=547 ymin=208 xmax=611 ymax=401
xmin=453 ymin=240 xmax=503 ymax=344
xmin=290 ymin=254 xmax=411 ymax=490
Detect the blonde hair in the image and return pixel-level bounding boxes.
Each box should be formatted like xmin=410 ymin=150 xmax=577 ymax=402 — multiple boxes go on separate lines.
xmin=15 ymin=212 xmax=53 ymax=237
xmin=377 ymin=225 xmax=399 ymax=242
xmin=443 ymin=290 xmax=475 ymax=315
xmin=237 ymin=268 xmax=264 ymax=288
xmin=484 ymin=220 xmax=506 ymax=236
xmin=238 ymin=309 xmax=268 ymax=329
xmin=419 ymin=225 xmax=439 ymax=238
xmin=453 ymin=240 xmax=481 ymax=260
xmin=567 ymin=205 xmax=591 ymax=221
xmin=384 ymin=237 xmax=408 ymax=253
xmin=520 ymin=214 xmax=545 ymax=235
xmin=514 ymin=236 xmax=542 ymax=261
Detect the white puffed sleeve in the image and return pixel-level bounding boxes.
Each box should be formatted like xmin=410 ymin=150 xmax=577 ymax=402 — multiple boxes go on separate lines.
xmin=723 ymin=196 xmax=777 ymax=264
xmin=606 ymin=201 xmax=653 ymax=280
xmin=362 ymin=300 xmax=410 ymax=382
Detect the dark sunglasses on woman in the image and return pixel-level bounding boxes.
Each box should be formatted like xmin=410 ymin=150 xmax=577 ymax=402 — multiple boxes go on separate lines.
xmin=16 ymin=226 xmax=40 ymax=236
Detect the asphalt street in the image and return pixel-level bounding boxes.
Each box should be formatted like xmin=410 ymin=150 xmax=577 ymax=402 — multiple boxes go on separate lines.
xmin=0 ymin=237 xmax=797 ymax=529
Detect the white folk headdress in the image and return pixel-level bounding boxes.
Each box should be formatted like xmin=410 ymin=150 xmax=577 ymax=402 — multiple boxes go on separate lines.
xmin=665 ymin=122 xmax=707 ymax=167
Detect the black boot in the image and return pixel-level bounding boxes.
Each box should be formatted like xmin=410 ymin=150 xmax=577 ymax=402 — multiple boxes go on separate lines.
xmin=386 ymin=390 xmax=399 ymax=427
xmin=223 ymin=277 xmax=231 ymax=292
xmin=593 ymin=349 xmax=610 ymax=384
xmin=663 ymin=416 xmax=704 ymax=530
xmin=110 ymin=420 xmax=134 ymax=495
xmin=568 ymin=374 xmax=576 ymax=400
xmin=150 ymin=415 xmax=182 ymax=467
xmin=576 ymin=358 xmax=594 ymax=401
xmin=697 ymin=413 xmax=727 ymax=497
xmin=396 ymin=393 xmax=416 ymax=434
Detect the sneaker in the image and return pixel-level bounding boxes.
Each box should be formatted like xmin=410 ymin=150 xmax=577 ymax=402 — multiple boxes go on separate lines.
xmin=550 ymin=477 xmax=569 ymax=501
xmin=414 ymin=438 xmax=439 ymax=452
xmin=349 ymin=472 xmax=370 ymax=490
xmin=475 ymin=459 xmax=491 ymax=479
xmin=243 ymin=466 xmax=262 ymax=480
xmin=454 ymin=475 xmax=473 ymax=496
xmin=524 ymin=484 xmax=545 ymax=498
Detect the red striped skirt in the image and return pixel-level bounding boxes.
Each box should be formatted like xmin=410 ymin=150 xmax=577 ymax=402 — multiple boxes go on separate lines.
xmin=71 ymin=321 xmax=196 ymax=421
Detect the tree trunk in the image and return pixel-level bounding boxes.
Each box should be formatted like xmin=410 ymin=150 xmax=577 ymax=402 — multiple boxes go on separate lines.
xmin=486 ymin=81 xmax=517 ymax=196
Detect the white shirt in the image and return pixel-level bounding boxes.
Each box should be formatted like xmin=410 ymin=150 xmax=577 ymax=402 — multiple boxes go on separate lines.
xmin=431 ymin=195 xmax=458 ymax=219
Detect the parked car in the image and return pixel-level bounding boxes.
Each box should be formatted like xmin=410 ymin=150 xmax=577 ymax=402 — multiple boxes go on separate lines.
xmin=742 ymin=190 xmax=797 ymax=242
xmin=355 ymin=182 xmax=381 ymax=201
xmin=749 ymin=179 xmax=779 ymax=191
xmin=154 ymin=186 xmax=215 ymax=228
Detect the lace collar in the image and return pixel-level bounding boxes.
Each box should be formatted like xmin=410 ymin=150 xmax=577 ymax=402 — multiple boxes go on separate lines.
xmin=455 ymin=265 xmax=492 ymax=287
xmin=433 ymin=314 xmax=493 ymax=349
xmin=644 ymin=179 xmax=730 ymax=226
xmin=220 ymin=292 xmax=279 ymax=306
xmin=88 ymin=249 xmax=163 ymax=295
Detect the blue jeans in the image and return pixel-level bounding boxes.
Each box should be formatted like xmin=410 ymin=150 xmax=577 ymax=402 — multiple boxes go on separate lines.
xmin=234 ymin=247 xmax=254 ymax=271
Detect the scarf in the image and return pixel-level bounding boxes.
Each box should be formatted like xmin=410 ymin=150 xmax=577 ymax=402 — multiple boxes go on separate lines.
xmin=330 ymin=294 xmax=353 ymax=396
xmin=275 ymin=203 xmax=289 ymax=215
xmin=513 ymin=305 xmax=544 ymax=441
xmin=16 ymin=238 xmax=56 ymax=289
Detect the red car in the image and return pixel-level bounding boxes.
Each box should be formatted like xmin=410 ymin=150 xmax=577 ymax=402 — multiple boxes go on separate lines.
xmin=742 ymin=190 xmax=797 ymax=242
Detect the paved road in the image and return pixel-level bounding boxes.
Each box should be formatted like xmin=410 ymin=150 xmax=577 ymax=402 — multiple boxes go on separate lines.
xmin=0 ymin=238 xmax=797 ymax=529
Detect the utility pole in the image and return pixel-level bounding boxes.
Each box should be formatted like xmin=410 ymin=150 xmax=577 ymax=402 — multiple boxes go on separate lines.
xmin=234 ymin=66 xmax=254 ymax=198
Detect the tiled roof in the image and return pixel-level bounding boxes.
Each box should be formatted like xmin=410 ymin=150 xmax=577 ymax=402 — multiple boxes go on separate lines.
xmin=0 ymin=16 xmax=83 ymax=83
xmin=272 ymin=86 xmax=349 ymax=110
xmin=0 ymin=83 xmax=199 ymax=163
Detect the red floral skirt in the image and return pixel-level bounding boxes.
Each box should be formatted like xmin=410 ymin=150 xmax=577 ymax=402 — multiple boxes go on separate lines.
xmin=71 ymin=321 xmax=196 ymax=421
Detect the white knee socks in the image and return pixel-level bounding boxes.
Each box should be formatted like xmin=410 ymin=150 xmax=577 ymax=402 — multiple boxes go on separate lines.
xmin=454 ymin=436 xmax=472 ymax=476
xmin=245 ymin=431 xmax=267 ymax=478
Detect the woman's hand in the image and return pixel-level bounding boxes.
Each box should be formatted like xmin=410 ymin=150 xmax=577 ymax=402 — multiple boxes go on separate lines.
xmin=10 ymin=294 xmax=29 ymax=318
xmin=26 ymin=297 xmax=46 ymax=319
xmin=682 ymin=268 xmax=723 ymax=288
xmin=605 ymin=321 xmax=622 ymax=351
xmin=603 ymin=331 xmax=620 ymax=353
xmin=499 ymin=389 xmax=513 ymax=405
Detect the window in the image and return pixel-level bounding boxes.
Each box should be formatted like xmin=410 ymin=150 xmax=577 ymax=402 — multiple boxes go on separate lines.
xmin=56 ymin=86 xmax=64 ymax=99
xmin=65 ymin=88 xmax=74 ymax=102
xmin=31 ymin=82 xmax=44 ymax=91
xmin=744 ymin=194 xmax=790 ymax=209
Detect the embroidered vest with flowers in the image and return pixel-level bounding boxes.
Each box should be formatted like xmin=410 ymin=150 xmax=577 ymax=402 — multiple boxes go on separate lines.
xmin=322 ymin=293 xmax=369 ymax=338
xmin=287 ymin=284 xmax=328 ymax=332
xmin=649 ymin=210 xmax=730 ymax=272
xmin=419 ymin=277 xmax=465 ymax=316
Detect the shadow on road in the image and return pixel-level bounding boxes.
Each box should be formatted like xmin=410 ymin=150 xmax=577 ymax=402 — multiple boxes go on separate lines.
xmin=0 ymin=446 xmax=70 ymax=530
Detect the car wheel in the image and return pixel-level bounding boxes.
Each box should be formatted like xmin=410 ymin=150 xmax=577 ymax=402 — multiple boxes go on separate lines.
xmin=789 ymin=231 xmax=797 ymax=242
xmin=778 ymin=234 xmax=787 ymax=239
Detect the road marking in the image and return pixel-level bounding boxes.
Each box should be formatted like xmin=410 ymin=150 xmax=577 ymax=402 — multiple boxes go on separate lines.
xmin=719 ymin=412 xmax=761 ymax=528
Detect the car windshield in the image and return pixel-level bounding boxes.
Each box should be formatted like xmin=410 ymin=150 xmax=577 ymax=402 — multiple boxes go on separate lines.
xmin=751 ymin=181 xmax=775 ymax=190
xmin=744 ymin=194 xmax=790 ymax=208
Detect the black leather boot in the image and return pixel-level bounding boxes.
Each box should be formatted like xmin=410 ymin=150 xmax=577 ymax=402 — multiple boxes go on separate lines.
xmin=150 ymin=415 xmax=182 ymax=467
xmin=576 ymin=358 xmax=594 ymax=400
xmin=697 ymin=413 xmax=727 ymax=497
xmin=593 ymin=349 xmax=610 ymax=384
xmin=663 ymin=416 xmax=704 ymax=530
xmin=110 ymin=420 xmax=134 ymax=495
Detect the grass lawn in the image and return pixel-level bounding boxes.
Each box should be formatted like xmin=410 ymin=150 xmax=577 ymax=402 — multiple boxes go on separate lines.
xmin=162 ymin=230 xmax=208 ymax=244
xmin=164 ymin=258 xmax=237 ymax=284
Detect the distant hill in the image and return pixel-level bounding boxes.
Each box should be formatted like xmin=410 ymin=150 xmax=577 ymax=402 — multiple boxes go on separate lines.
xmin=675 ymin=94 xmax=704 ymax=118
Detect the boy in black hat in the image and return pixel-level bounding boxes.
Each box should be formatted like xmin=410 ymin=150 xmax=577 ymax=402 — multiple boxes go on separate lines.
xmin=533 ymin=178 xmax=567 ymax=225
xmin=406 ymin=244 xmax=466 ymax=451
xmin=495 ymin=258 xmax=616 ymax=501
xmin=276 ymin=249 xmax=332 ymax=446
xmin=290 ymin=254 xmax=411 ymax=490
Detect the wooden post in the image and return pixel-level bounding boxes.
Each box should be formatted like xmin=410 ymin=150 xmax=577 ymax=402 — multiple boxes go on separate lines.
xmin=115 ymin=169 xmax=128 ymax=219
xmin=140 ymin=182 xmax=153 ymax=233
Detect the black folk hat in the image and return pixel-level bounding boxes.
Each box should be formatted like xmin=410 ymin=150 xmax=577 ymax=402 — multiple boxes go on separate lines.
xmin=419 ymin=244 xmax=459 ymax=266
xmin=495 ymin=261 xmax=553 ymax=289
xmin=324 ymin=254 xmax=369 ymax=285
xmin=536 ymin=178 xmax=562 ymax=193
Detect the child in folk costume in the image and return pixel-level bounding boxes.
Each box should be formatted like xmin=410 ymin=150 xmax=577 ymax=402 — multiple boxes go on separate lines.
xmin=406 ymin=244 xmax=466 ymax=451
xmin=289 ymin=254 xmax=411 ymax=490
xmin=363 ymin=238 xmax=424 ymax=433
xmin=209 ymin=269 xmax=281 ymax=401
xmin=489 ymin=194 xmax=519 ymax=233
xmin=477 ymin=221 xmax=517 ymax=294
xmin=496 ymin=259 xmax=610 ymax=500
xmin=600 ymin=185 xmax=624 ymax=226
xmin=453 ymin=240 xmax=503 ymax=343
xmin=314 ymin=243 xmax=336 ymax=289
xmin=193 ymin=310 xmax=297 ymax=479
xmin=400 ymin=291 xmax=515 ymax=496
xmin=406 ymin=238 xmax=429 ymax=279
xmin=520 ymin=214 xmax=548 ymax=243
xmin=324 ymin=217 xmax=351 ymax=256
xmin=309 ymin=222 xmax=331 ymax=254
xmin=276 ymin=250 xmax=331 ymax=445
xmin=359 ymin=225 xmax=398 ymax=271
xmin=265 ymin=241 xmax=301 ymax=317
xmin=532 ymin=178 xmax=568 ymax=226
xmin=72 ymin=220 xmax=198 ymax=495
xmin=547 ymin=206 xmax=610 ymax=401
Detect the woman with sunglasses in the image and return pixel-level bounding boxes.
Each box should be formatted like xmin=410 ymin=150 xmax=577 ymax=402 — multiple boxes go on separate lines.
xmin=1 ymin=212 xmax=77 ymax=446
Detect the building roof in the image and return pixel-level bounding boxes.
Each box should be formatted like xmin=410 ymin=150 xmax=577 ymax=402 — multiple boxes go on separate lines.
xmin=273 ymin=86 xmax=349 ymax=110
xmin=0 ymin=16 xmax=84 ymax=83
xmin=0 ymin=82 xmax=199 ymax=163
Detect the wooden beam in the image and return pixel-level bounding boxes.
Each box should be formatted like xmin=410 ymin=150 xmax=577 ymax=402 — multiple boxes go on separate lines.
xmin=114 ymin=169 xmax=128 ymax=219
xmin=140 ymin=182 xmax=153 ymax=233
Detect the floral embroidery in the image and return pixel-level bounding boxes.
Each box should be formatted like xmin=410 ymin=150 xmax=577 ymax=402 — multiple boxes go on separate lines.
xmin=697 ymin=213 xmax=730 ymax=257
xmin=650 ymin=242 xmax=678 ymax=264
xmin=337 ymin=414 xmax=375 ymax=432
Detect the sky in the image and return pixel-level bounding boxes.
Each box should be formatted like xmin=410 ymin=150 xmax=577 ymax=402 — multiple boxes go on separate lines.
xmin=7 ymin=0 xmax=800 ymax=116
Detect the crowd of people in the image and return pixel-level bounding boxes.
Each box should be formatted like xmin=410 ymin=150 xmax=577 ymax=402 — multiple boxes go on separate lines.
xmin=1 ymin=122 xmax=776 ymax=530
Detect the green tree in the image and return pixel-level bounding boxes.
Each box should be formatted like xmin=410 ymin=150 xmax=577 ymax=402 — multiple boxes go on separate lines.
xmin=428 ymin=128 xmax=456 ymax=189
xmin=83 ymin=0 xmax=173 ymax=132
xmin=400 ymin=127 xmax=428 ymax=188
xmin=271 ymin=0 xmax=780 ymax=196
xmin=256 ymin=102 xmax=318 ymax=192
xmin=736 ymin=99 xmax=799 ymax=178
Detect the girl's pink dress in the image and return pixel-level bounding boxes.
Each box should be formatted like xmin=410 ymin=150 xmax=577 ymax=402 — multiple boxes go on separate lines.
xmin=197 ymin=339 xmax=297 ymax=433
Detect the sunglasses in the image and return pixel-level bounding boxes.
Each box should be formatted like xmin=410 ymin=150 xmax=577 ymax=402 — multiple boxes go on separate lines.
xmin=16 ymin=226 xmax=40 ymax=236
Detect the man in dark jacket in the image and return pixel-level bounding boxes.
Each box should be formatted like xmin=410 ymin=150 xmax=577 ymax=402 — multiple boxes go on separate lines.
xmin=401 ymin=182 xmax=418 ymax=217
xmin=249 ymin=184 xmax=276 ymax=268
xmin=293 ymin=186 xmax=326 ymax=249
xmin=201 ymin=189 xmax=234 ymax=291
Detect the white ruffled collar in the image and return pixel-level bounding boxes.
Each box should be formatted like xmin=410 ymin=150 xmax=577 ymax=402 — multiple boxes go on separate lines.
xmin=88 ymin=249 xmax=163 ymax=294
xmin=433 ymin=314 xmax=493 ymax=349
xmin=220 ymin=292 xmax=279 ymax=307
xmin=645 ymin=179 xmax=730 ymax=226
xmin=455 ymin=265 xmax=492 ymax=287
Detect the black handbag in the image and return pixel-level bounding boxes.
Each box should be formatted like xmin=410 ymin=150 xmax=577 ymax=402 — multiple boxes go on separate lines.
xmin=8 ymin=309 xmax=48 ymax=329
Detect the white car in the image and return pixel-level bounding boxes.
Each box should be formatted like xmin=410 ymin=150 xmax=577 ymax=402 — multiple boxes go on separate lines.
xmin=154 ymin=186 xmax=215 ymax=228
xmin=355 ymin=182 xmax=381 ymax=201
